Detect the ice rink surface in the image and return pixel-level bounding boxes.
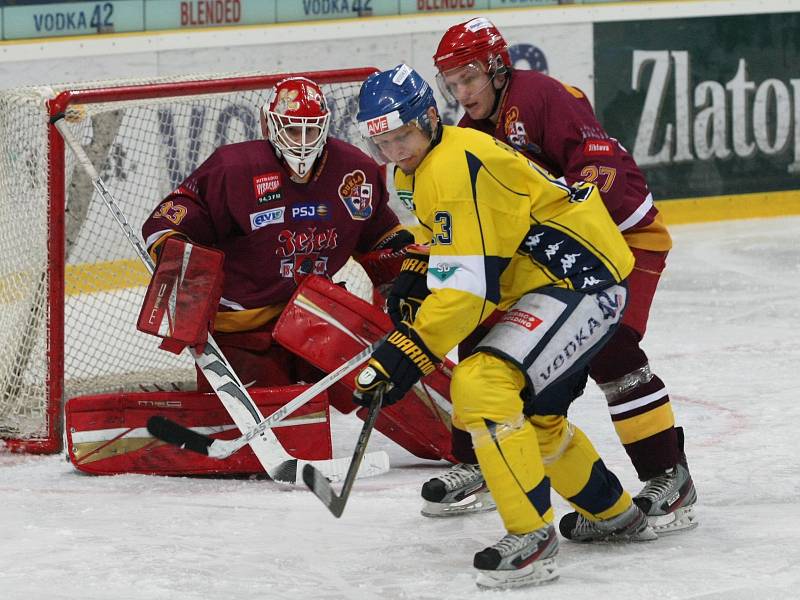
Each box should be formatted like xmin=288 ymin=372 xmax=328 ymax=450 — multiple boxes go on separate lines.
xmin=1 ymin=216 xmax=799 ymax=599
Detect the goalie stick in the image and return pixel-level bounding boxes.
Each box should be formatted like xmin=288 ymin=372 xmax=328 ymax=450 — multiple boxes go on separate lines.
xmin=146 ymin=341 xmax=378 ymax=460
xmin=51 ymin=108 xmax=385 ymax=484
xmin=303 ymin=390 xmax=383 ymax=517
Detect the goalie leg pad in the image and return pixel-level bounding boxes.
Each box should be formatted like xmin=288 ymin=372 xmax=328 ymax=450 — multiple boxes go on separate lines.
xmin=65 ymin=386 xmax=331 ymax=476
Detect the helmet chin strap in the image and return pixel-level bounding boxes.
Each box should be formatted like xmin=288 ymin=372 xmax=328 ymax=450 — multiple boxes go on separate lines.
xmin=430 ymin=120 xmax=444 ymax=151
xmin=487 ymin=64 xmax=509 ymax=122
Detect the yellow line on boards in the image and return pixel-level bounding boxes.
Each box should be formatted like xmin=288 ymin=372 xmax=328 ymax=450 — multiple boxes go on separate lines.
xmin=656 ymin=190 xmax=800 ymax=226
xmin=64 ymin=259 xmax=149 ymax=296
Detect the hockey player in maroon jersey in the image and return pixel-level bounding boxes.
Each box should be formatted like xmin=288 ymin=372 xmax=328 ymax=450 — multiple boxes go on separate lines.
xmin=136 ymin=76 xmax=454 ymax=475
xmin=421 ymin=17 xmax=697 ymax=534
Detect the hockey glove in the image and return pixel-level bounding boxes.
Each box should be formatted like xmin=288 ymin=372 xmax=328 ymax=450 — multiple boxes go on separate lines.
xmin=353 ymin=328 xmax=439 ymax=407
xmin=387 ymin=245 xmax=431 ymax=328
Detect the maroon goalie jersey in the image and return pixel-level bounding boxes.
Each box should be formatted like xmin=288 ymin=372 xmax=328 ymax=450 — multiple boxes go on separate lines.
xmin=460 ymin=69 xmax=671 ymax=252
xmin=141 ymin=138 xmax=400 ymax=329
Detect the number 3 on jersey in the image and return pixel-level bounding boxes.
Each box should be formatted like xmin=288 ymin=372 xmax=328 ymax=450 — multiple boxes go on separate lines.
xmin=434 ymin=211 xmax=452 ymax=245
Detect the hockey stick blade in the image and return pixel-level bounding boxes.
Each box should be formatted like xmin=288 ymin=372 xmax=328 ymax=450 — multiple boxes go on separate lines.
xmin=147 ymin=342 xmax=377 ymax=460
xmin=146 ymin=415 xmax=389 ymax=483
xmin=147 ymin=415 xmax=212 ymax=455
xmin=303 ymin=391 xmax=383 ymax=517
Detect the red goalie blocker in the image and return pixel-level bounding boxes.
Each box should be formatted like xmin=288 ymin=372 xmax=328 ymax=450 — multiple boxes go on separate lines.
xmin=65 ymin=386 xmax=332 ymax=476
xmin=273 ymin=275 xmax=456 ymax=463
xmin=137 ymin=237 xmax=224 ymax=354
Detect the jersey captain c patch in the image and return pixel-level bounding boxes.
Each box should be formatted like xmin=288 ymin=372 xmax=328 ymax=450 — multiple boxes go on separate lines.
xmin=338 ymin=169 xmax=373 ymax=220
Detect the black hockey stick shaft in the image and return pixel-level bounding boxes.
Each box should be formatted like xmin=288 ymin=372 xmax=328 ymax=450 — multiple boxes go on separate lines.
xmin=302 ymin=390 xmax=383 ymax=517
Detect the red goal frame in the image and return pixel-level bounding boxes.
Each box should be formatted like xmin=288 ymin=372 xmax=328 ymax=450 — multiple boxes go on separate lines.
xmin=3 ymin=67 xmax=378 ymax=454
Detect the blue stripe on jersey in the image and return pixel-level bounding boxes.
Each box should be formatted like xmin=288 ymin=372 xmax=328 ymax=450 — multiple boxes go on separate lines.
xmin=518 ymin=224 xmax=616 ymax=292
xmin=465 ymin=150 xmax=525 ymax=307
xmin=484 ymin=256 xmax=511 ymax=305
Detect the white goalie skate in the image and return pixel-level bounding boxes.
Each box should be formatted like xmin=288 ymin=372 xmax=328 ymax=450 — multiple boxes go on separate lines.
xmin=420 ymin=463 xmax=497 ymax=517
xmin=634 ymin=462 xmax=698 ymax=534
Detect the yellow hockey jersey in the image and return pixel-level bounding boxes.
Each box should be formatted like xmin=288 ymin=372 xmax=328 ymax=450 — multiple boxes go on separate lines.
xmin=394 ymin=126 xmax=635 ymax=359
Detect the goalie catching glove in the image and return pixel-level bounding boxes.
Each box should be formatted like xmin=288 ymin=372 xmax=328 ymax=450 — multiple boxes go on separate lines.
xmin=387 ymin=244 xmax=431 ymax=327
xmin=354 ymin=328 xmax=439 ymax=407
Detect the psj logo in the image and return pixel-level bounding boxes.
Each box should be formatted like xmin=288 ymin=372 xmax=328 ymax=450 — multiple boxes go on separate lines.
xmin=292 ymin=202 xmax=330 ymax=220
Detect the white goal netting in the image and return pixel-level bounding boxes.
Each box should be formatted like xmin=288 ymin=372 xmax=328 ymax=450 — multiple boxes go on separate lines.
xmin=0 ymin=69 xmax=377 ymax=451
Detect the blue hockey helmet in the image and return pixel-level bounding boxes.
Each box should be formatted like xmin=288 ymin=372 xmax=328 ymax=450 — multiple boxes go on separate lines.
xmin=356 ymin=64 xmax=438 ymax=163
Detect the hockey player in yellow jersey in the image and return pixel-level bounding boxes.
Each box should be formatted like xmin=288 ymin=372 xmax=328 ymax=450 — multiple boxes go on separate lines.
xmin=353 ymin=64 xmax=656 ymax=590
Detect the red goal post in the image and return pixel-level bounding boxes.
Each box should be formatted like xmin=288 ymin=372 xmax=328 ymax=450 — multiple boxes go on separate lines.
xmin=0 ymin=68 xmax=378 ymax=454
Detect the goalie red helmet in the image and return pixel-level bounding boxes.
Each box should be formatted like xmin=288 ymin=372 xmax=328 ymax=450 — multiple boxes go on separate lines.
xmin=264 ymin=77 xmax=331 ymax=178
xmin=433 ymin=17 xmax=511 ymax=75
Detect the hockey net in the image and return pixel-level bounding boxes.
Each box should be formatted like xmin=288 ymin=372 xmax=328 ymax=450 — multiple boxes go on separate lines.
xmin=0 ymin=68 xmax=378 ymax=453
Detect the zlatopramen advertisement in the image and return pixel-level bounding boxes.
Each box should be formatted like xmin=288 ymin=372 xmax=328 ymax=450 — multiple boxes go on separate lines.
xmin=594 ymin=13 xmax=800 ymax=201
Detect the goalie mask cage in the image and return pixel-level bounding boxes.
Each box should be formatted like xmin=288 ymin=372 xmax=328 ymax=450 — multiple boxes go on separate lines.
xmin=0 ymin=67 xmax=378 ymax=454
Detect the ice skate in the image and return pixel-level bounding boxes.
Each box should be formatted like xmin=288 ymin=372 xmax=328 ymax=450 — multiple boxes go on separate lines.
xmin=473 ymin=524 xmax=559 ymax=589
xmin=559 ymin=502 xmax=657 ymax=542
xmin=420 ymin=463 xmax=496 ymax=517
xmin=634 ymin=462 xmax=698 ymax=534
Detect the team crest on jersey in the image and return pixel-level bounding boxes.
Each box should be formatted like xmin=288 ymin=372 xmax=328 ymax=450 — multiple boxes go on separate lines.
xmin=396 ymin=190 xmax=415 ymax=212
xmin=253 ymin=172 xmax=282 ymax=204
xmin=503 ymin=107 xmax=541 ymax=156
xmin=338 ymin=169 xmax=373 ymax=220
xmin=504 ymin=107 xmax=528 ymax=146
